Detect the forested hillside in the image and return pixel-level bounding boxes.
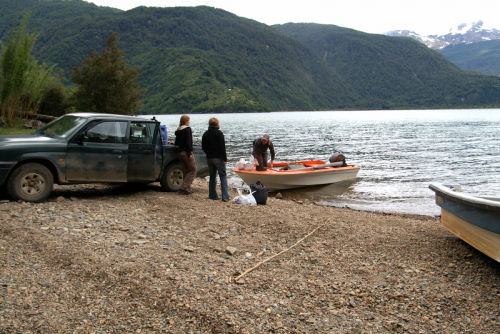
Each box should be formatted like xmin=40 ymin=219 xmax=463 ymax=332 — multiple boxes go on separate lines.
xmin=273 ymin=23 xmax=500 ymax=109
xmin=438 ymin=40 xmax=500 ymax=76
xmin=1 ymin=0 xmax=357 ymax=113
xmin=1 ymin=0 xmax=500 ymax=113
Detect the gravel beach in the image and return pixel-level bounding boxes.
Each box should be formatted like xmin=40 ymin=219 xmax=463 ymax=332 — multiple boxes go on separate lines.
xmin=1 ymin=178 xmax=500 ymax=333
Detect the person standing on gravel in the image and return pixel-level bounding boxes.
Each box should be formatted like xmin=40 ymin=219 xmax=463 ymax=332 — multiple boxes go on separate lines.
xmin=175 ymin=115 xmax=197 ymax=195
xmin=201 ymin=117 xmax=230 ymax=202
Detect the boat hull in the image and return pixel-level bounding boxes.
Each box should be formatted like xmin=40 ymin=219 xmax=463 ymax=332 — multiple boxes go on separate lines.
xmin=234 ymin=161 xmax=360 ymax=191
xmin=429 ymin=183 xmax=500 ymax=262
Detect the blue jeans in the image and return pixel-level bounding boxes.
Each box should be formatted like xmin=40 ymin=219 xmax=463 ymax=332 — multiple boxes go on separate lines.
xmin=207 ymin=158 xmax=229 ymax=200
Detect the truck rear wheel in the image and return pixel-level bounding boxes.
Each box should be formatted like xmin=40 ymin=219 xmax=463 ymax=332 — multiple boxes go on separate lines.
xmin=7 ymin=163 xmax=54 ymax=202
xmin=160 ymin=162 xmax=183 ymax=192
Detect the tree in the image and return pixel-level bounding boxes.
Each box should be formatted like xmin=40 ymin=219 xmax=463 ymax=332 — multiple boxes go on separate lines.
xmin=0 ymin=13 xmax=54 ymax=123
xmin=37 ymin=72 xmax=72 ymax=117
xmin=71 ymin=33 xmax=146 ymax=115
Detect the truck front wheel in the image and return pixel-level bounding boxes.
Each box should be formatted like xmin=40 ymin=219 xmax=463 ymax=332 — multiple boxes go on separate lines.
xmin=160 ymin=162 xmax=183 ymax=192
xmin=7 ymin=163 xmax=54 ymax=202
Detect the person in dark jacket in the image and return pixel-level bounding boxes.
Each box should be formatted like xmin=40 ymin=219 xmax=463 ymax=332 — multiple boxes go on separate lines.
xmin=253 ymin=134 xmax=275 ymax=168
xmin=174 ymin=115 xmax=197 ymax=195
xmin=202 ymin=117 xmax=230 ymax=202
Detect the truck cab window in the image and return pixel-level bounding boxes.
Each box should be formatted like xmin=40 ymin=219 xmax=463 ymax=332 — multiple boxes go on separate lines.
xmin=85 ymin=121 xmax=127 ymax=144
xmin=130 ymin=122 xmax=155 ymax=144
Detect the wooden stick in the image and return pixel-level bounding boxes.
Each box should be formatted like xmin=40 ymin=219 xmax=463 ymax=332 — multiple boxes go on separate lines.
xmin=234 ymin=223 xmax=327 ymax=282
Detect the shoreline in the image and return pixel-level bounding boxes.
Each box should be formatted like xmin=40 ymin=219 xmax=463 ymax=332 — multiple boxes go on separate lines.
xmin=0 ymin=177 xmax=440 ymax=219
xmin=1 ymin=178 xmax=499 ymax=333
xmin=314 ymin=202 xmax=440 ymax=220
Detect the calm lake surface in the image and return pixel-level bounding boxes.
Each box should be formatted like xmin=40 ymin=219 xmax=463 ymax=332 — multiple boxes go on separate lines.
xmin=153 ymin=109 xmax=500 ymax=216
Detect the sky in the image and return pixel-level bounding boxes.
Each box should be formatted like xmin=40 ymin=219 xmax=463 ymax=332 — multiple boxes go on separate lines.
xmin=86 ymin=0 xmax=500 ymax=36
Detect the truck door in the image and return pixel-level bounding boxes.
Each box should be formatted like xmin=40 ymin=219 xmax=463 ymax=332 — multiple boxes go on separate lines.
xmin=127 ymin=121 xmax=160 ymax=182
xmin=66 ymin=121 xmax=128 ymax=182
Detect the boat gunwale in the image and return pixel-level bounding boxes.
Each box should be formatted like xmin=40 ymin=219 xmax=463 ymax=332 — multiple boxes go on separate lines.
xmin=234 ymin=164 xmax=360 ymax=175
xmin=429 ymin=183 xmax=500 ymax=212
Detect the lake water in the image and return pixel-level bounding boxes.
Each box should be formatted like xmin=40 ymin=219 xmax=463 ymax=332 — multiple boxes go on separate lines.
xmin=152 ymin=109 xmax=500 ymax=216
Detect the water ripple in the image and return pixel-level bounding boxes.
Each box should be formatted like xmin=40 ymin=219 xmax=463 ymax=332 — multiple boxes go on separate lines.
xmin=154 ymin=109 xmax=500 ymax=216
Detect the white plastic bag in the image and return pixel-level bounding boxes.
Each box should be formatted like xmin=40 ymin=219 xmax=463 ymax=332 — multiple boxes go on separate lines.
xmin=249 ymin=155 xmax=255 ymax=165
xmin=237 ymin=158 xmax=245 ymax=170
xmin=232 ymin=189 xmax=257 ymax=205
xmin=233 ymin=195 xmax=249 ymax=205
xmin=246 ymin=193 xmax=257 ymax=205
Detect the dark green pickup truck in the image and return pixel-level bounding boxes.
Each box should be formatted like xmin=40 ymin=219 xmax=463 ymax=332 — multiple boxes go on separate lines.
xmin=0 ymin=113 xmax=208 ymax=202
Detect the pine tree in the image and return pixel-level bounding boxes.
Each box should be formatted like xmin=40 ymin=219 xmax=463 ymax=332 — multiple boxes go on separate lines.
xmin=71 ymin=33 xmax=146 ymax=115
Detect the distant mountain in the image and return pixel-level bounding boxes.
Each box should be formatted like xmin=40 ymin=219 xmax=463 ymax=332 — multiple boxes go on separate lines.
xmin=274 ymin=23 xmax=500 ymax=109
xmin=385 ymin=21 xmax=500 ymax=76
xmin=385 ymin=20 xmax=500 ymax=49
xmin=438 ymin=39 xmax=500 ymax=76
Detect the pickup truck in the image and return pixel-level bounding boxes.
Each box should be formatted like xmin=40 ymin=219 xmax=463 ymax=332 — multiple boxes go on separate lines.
xmin=0 ymin=113 xmax=209 ymax=202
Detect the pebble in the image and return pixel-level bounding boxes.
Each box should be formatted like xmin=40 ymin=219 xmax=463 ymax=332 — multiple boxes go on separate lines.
xmin=225 ymin=246 xmax=238 ymax=255
xmin=181 ymin=244 xmax=195 ymax=252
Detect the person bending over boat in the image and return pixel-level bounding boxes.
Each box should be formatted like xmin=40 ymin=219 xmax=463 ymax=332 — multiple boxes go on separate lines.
xmin=202 ymin=117 xmax=230 ymax=202
xmin=253 ymin=134 xmax=275 ymax=169
xmin=175 ymin=115 xmax=197 ymax=195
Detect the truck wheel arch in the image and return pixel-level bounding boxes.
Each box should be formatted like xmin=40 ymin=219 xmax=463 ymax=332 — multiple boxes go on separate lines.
xmin=160 ymin=161 xmax=183 ymax=192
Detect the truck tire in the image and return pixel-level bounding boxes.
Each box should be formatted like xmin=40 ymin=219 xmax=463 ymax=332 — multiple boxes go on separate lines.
xmin=7 ymin=163 xmax=54 ymax=202
xmin=160 ymin=162 xmax=183 ymax=192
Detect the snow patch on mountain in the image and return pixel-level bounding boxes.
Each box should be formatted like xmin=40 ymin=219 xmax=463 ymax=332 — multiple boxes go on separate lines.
xmin=385 ymin=20 xmax=500 ymax=49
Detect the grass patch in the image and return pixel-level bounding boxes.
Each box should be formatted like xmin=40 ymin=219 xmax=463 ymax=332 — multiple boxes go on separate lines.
xmin=0 ymin=126 xmax=33 ymax=136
